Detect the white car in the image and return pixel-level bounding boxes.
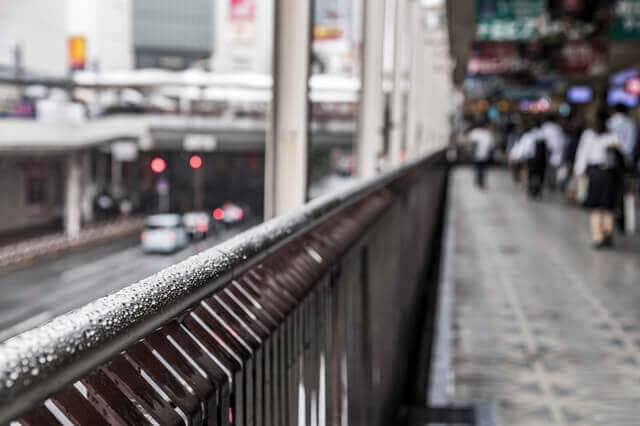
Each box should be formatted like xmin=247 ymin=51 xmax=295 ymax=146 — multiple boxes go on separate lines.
xmin=182 ymin=211 xmax=211 ymax=240
xmin=212 ymin=202 xmax=245 ymax=228
xmin=141 ymin=214 xmax=189 ymax=253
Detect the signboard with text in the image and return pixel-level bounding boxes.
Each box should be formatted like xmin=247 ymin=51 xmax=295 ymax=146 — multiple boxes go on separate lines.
xmin=230 ymin=0 xmax=255 ymax=21
xmin=468 ymin=42 xmax=522 ymax=74
xmin=610 ymin=0 xmax=640 ymax=40
xmin=476 ymin=0 xmax=545 ymax=41
xmin=230 ymin=0 xmax=256 ymax=44
xmin=68 ymin=36 xmax=86 ymax=70
xmin=557 ymin=41 xmax=607 ymax=76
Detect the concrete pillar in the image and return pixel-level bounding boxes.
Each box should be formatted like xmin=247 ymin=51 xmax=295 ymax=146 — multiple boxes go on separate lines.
xmin=81 ymin=150 xmax=95 ymax=224
xmin=390 ymin=0 xmax=408 ymax=166
xmin=356 ymin=0 xmax=386 ymax=178
xmin=111 ymin=156 xmax=123 ymax=198
xmin=264 ymin=0 xmax=312 ymax=219
xmin=65 ymin=152 xmax=82 ymax=238
xmin=406 ymin=1 xmax=424 ymax=159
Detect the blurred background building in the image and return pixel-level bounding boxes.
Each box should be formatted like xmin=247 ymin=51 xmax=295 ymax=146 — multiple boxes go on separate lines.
xmin=133 ymin=0 xmax=213 ymax=70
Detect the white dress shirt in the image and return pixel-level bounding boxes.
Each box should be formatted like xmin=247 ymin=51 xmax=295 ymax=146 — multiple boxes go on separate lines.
xmin=607 ymin=113 xmax=636 ymax=159
xmin=468 ymin=127 xmax=495 ymax=161
xmin=509 ymin=127 xmax=543 ymax=162
xmin=542 ymin=121 xmax=567 ymax=167
xmin=573 ymin=129 xmax=618 ymax=176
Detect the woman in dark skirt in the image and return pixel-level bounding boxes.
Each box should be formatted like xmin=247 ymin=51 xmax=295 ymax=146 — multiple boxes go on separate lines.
xmin=574 ymin=113 xmax=625 ymax=248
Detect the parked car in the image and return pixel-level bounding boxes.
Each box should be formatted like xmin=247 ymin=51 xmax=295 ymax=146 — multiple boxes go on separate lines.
xmin=182 ymin=211 xmax=211 ymax=240
xmin=212 ymin=202 xmax=246 ymax=228
xmin=141 ymin=214 xmax=189 ymax=253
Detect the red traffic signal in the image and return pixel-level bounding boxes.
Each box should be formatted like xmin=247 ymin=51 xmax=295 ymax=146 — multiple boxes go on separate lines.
xmin=150 ymin=157 xmax=167 ymax=173
xmin=189 ymin=155 xmax=203 ymax=169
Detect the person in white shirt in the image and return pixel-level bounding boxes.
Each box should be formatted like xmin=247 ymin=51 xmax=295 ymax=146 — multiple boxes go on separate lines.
xmin=511 ymin=120 xmax=547 ymax=198
xmin=468 ymin=120 xmax=495 ymax=189
xmin=542 ymin=117 xmax=567 ymax=190
xmin=607 ymin=104 xmax=637 ymax=163
xmin=509 ymin=121 xmax=538 ymax=183
xmin=574 ymin=112 xmax=625 ymax=248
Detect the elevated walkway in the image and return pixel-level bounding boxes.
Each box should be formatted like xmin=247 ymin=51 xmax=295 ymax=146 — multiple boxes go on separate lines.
xmin=443 ymin=168 xmax=640 ymax=425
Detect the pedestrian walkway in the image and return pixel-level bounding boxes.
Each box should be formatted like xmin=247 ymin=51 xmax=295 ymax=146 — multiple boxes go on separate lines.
xmin=449 ymin=168 xmax=640 ymax=426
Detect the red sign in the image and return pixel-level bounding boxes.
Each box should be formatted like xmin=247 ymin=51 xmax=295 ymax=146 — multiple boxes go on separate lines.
xmin=468 ymin=42 xmax=522 ymax=75
xmin=230 ymin=0 xmax=255 ymax=22
xmin=558 ymin=41 xmax=607 ymax=76
xmin=563 ymin=0 xmax=583 ymax=12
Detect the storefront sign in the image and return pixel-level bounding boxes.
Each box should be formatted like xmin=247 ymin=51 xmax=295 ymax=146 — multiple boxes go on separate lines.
xmin=476 ymin=0 xmax=545 ymax=41
xmin=111 ymin=141 xmax=139 ymax=162
xmin=467 ymin=42 xmax=522 ymax=74
xmin=183 ymin=134 xmax=218 ymax=152
xmin=230 ymin=0 xmax=255 ymax=21
xmin=68 ymin=36 xmax=86 ymax=70
xmin=557 ymin=41 xmax=607 ymax=76
xmin=610 ymin=0 xmax=640 ymax=40
xmin=230 ymin=0 xmax=256 ymax=44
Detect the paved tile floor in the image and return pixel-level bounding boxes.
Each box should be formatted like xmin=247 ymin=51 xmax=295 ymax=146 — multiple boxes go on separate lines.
xmin=451 ymin=168 xmax=640 ymax=426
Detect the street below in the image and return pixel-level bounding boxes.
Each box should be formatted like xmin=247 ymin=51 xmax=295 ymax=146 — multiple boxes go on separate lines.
xmin=0 ymin=226 xmax=245 ymax=341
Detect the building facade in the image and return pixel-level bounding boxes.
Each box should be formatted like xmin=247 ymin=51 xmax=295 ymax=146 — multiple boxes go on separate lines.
xmin=0 ymin=0 xmax=133 ymax=77
xmin=133 ymin=0 xmax=214 ymax=70
xmin=212 ymin=0 xmax=273 ymax=73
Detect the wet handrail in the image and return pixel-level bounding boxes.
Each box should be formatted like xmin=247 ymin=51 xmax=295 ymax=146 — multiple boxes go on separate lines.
xmin=0 ymin=152 xmax=440 ymax=423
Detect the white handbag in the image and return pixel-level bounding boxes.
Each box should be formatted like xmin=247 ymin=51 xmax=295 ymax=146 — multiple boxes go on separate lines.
xmin=624 ymin=193 xmax=636 ymax=235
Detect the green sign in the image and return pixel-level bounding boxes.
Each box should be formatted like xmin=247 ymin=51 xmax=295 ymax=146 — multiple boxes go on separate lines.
xmin=476 ymin=0 xmax=545 ymax=41
xmin=610 ymin=0 xmax=640 ymax=40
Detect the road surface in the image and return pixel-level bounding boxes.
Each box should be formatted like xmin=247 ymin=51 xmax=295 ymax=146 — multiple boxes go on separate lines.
xmin=0 ymin=226 xmax=246 ymax=341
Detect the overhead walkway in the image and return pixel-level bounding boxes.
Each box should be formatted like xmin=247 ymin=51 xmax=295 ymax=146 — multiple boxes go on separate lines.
xmin=441 ymin=168 xmax=640 ymax=425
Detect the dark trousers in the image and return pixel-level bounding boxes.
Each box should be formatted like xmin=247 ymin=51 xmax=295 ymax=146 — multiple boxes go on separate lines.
xmin=474 ymin=161 xmax=487 ymax=188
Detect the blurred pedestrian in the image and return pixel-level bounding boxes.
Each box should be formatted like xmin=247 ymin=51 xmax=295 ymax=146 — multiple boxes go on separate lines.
xmin=542 ymin=114 xmax=567 ymax=191
xmin=468 ymin=119 xmax=495 ymax=189
xmin=607 ymin=103 xmax=638 ymax=234
xmin=508 ymin=119 xmax=536 ymax=187
xmin=574 ymin=112 xmax=625 ymax=249
xmin=607 ymin=104 xmax=637 ymax=164
xmin=516 ymin=118 xmax=547 ymax=198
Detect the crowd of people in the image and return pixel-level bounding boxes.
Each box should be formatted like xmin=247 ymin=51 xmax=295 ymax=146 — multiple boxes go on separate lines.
xmin=467 ymin=104 xmax=639 ymax=249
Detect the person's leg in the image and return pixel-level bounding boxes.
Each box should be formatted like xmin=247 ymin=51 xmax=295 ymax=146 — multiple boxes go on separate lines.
xmin=547 ymin=166 xmax=557 ymax=191
xmin=591 ymin=210 xmax=603 ymax=245
xmin=474 ymin=161 xmax=485 ymax=188
xmin=511 ymin=163 xmax=519 ymax=184
xmin=602 ymin=210 xmax=615 ymax=245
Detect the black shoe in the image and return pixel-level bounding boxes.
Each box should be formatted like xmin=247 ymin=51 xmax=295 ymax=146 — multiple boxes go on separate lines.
xmin=603 ymin=234 xmax=614 ymax=247
xmin=593 ymin=240 xmax=606 ymax=250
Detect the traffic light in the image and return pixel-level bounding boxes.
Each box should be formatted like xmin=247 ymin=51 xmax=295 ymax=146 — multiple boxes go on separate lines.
xmin=189 ymin=155 xmax=203 ymax=169
xmin=151 ymin=157 xmax=167 ymax=173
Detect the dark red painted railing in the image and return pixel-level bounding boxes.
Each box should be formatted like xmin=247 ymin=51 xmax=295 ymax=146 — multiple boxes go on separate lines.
xmin=0 ymin=152 xmax=447 ymax=425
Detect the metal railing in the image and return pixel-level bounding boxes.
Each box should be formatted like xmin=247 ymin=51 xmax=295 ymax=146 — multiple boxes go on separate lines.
xmin=0 ymin=151 xmax=448 ymax=425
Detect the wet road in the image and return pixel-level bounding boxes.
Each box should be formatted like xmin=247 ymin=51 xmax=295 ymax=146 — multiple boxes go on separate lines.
xmin=0 ymin=226 xmax=246 ymax=341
